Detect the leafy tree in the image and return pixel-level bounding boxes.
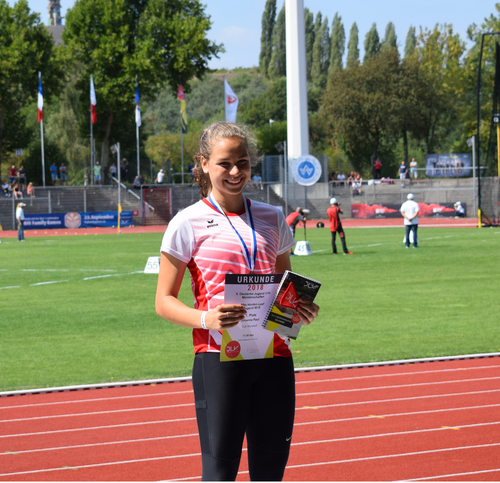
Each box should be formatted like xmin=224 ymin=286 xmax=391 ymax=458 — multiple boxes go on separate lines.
xmin=311 ymin=15 xmax=331 ymax=88
xmin=62 ymin=0 xmax=222 ymax=169
xmin=347 ymin=22 xmax=360 ymax=67
xmin=0 ymin=0 xmax=62 ymax=177
xmin=256 ymin=120 xmax=287 ymax=155
xmin=364 ymin=23 xmax=381 ymax=61
xmin=328 ymin=13 xmax=345 ymax=77
xmin=259 ymin=0 xmax=276 ymax=77
xmin=268 ymin=5 xmax=286 ymax=79
xmin=304 ymin=8 xmax=315 ymax=81
xmin=381 ymin=22 xmax=397 ymax=51
xmin=404 ymin=26 xmax=417 ymax=58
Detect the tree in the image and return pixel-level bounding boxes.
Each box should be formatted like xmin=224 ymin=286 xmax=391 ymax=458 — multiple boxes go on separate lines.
xmin=62 ymin=0 xmax=222 ymax=169
xmin=347 ymin=22 xmax=360 ymax=67
xmin=364 ymin=23 xmax=380 ymax=61
xmin=268 ymin=5 xmax=286 ymax=79
xmin=259 ymin=0 xmax=276 ymax=77
xmin=328 ymin=13 xmax=345 ymax=77
xmin=381 ymin=22 xmax=397 ymax=52
xmin=304 ymin=8 xmax=315 ymax=81
xmin=404 ymin=26 xmax=417 ymax=58
xmin=0 ymin=0 xmax=62 ymax=177
xmin=311 ymin=14 xmax=330 ymax=88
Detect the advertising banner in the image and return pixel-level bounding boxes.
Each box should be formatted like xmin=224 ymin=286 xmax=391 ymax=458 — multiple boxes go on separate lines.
xmin=352 ymin=203 xmax=465 ymax=219
xmin=24 ymin=211 xmax=132 ymax=230
xmin=425 ymin=153 xmax=471 ymax=178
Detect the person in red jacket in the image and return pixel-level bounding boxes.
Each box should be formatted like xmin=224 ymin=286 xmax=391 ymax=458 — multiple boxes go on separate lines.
xmin=285 ymin=207 xmax=305 ymax=238
xmin=327 ymin=198 xmax=353 ymax=255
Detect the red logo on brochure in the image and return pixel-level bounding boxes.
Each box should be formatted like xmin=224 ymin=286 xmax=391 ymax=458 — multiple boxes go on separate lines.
xmin=280 ymin=282 xmax=300 ymax=309
xmin=292 ymin=313 xmax=301 ymax=324
xmin=225 ymin=340 xmax=241 ymax=359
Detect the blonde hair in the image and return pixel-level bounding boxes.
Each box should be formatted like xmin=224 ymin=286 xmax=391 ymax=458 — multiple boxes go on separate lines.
xmin=193 ymin=121 xmax=259 ymax=198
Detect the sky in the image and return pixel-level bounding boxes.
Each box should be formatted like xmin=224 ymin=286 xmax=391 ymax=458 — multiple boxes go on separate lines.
xmin=14 ymin=0 xmax=500 ymax=70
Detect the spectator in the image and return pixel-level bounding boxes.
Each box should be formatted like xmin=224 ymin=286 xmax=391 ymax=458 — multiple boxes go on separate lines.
xmin=399 ymin=161 xmax=407 ymax=187
xmin=374 ymin=158 xmax=382 ymax=179
xmin=133 ymin=175 xmax=144 ymax=189
xmin=50 ymin=162 xmax=58 ymax=185
xmin=17 ymin=165 xmax=26 ymax=190
xmin=156 ymin=168 xmax=165 ymax=183
xmin=13 ymin=183 xmax=23 ymax=199
xmin=337 ymin=171 xmax=346 ymax=186
xmin=16 ymin=202 xmax=26 ymax=242
xmin=252 ymin=173 xmax=263 ymax=190
xmin=8 ymin=165 xmax=17 ymax=184
xmin=187 ymin=162 xmax=195 ymax=183
xmin=347 ymin=172 xmax=354 ymax=185
xmin=27 ymin=182 xmax=35 ymax=198
xmin=109 ymin=163 xmax=117 ymax=182
xmin=2 ymin=180 xmax=10 ymax=196
xmin=59 ymin=163 xmax=67 ymax=184
xmin=94 ymin=162 xmax=102 ymax=185
xmin=120 ymin=158 xmax=128 ymax=181
xmin=351 ymin=179 xmax=361 ymax=196
xmin=400 ymin=193 xmax=419 ymax=249
xmin=409 ymin=158 xmax=419 ymax=184
xmin=454 ymin=201 xmax=465 ymax=218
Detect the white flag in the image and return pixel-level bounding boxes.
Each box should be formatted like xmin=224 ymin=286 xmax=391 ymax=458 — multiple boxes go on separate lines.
xmin=224 ymin=79 xmax=239 ymax=123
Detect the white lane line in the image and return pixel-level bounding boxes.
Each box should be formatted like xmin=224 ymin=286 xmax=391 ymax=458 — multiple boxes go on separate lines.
xmin=22 ymin=269 xmax=69 ymax=272
xmin=0 ymin=403 xmax=192 ymax=424
xmin=0 ymin=433 xmax=198 ymax=456
xmin=0 ymin=389 xmax=193 ymax=410
xmin=0 ymin=417 xmax=196 ymax=439
xmin=0 ymin=286 xmax=21 ymax=290
xmin=297 ymin=375 xmax=500 ymax=396
xmin=82 ymin=271 xmax=143 ymax=280
xmin=296 ymin=363 xmax=500 ymax=385
xmin=405 ymin=468 xmax=500 ymax=481
xmin=295 ymin=403 xmax=500 ymax=426
xmin=30 ymin=280 xmax=69 ymax=286
xmin=297 ymin=388 xmax=500 ymax=410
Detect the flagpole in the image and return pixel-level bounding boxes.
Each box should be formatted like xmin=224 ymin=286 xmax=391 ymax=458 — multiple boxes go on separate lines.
xmin=136 ymin=122 xmax=140 ymax=178
xmin=223 ymin=76 xmax=227 ymax=121
xmin=180 ymin=109 xmax=184 ymax=185
xmin=90 ymin=86 xmax=93 ymax=187
xmin=135 ymin=75 xmax=140 ymax=179
xmin=39 ymin=72 xmax=46 ymax=188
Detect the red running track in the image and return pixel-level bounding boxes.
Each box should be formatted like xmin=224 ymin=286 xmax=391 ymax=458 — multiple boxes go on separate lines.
xmin=1 ymin=356 xmax=499 ymax=481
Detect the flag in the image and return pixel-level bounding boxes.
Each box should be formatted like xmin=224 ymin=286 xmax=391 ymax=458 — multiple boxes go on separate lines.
xmin=177 ymin=84 xmax=188 ymax=133
xmin=224 ymin=78 xmax=239 ymax=123
xmin=38 ymin=73 xmax=43 ymax=123
xmin=90 ymin=75 xmax=97 ymax=124
xmin=135 ymin=79 xmax=141 ymax=127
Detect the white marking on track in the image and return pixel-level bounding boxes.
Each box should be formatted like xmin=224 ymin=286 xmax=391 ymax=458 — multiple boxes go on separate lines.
xmin=30 ymin=280 xmax=69 ymax=286
xmin=0 ymin=286 xmax=20 ymax=290
xmin=83 ymin=271 xmax=143 ymax=280
xmin=405 ymin=467 xmax=500 ymax=480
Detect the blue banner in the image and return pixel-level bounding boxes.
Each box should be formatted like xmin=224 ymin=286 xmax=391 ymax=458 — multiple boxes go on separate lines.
xmin=24 ymin=211 xmax=132 ymax=230
xmin=425 ymin=154 xmax=471 ymax=178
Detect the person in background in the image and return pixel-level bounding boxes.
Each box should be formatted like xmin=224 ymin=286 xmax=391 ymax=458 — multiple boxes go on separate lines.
xmin=327 ymin=198 xmax=353 ymax=255
xmin=2 ymin=180 xmax=10 ymax=196
xmin=409 ymin=158 xmax=419 ymax=184
xmin=286 ymin=207 xmax=305 ymax=239
xmin=156 ymin=168 xmax=165 ymax=183
xmin=120 ymin=158 xmax=128 ymax=181
xmin=337 ymin=171 xmax=346 ymax=186
xmin=59 ymin=163 xmax=68 ymax=184
xmin=155 ymin=121 xmax=319 ymax=481
xmin=94 ymin=162 xmax=102 ymax=185
xmin=399 ymin=160 xmax=407 ymax=187
xmin=454 ymin=201 xmax=465 ymax=218
xmin=50 ymin=162 xmax=58 ymax=185
xmin=252 ymin=172 xmax=263 ymax=190
xmin=374 ymin=158 xmax=382 ymax=179
xmin=13 ymin=183 xmax=23 ymax=199
xmin=400 ymin=193 xmax=419 ymax=249
xmin=27 ymin=182 xmax=35 ymax=198
xmin=16 ymin=202 xmax=26 ymax=242
xmin=108 ymin=163 xmax=117 ymax=182
xmin=17 ymin=165 xmax=26 ymax=190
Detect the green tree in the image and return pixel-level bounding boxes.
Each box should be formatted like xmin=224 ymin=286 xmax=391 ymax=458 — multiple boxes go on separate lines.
xmin=268 ymin=5 xmax=286 ymax=79
xmin=304 ymin=8 xmax=315 ymax=81
xmin=311 ymin=14 xmax=330 ymax=88
xmin=328 ymin=13 xmax=345 ymax=77
xmin=0 ymin=0 xmax=62 ymax=177
xmin=381 ymin=22 xmax=397 ymax=51
xmin=404 ymin=26 xmax=417 ymax=58
xmin=347 ymin=22 xmax=360 ymax=67
xmin=62 ymin=0 xmax=222 ymax=169
xmin=364 ymin=23 xmax=380 ymax=61
xmin=259 ymin=0 xmax=276 ymax=77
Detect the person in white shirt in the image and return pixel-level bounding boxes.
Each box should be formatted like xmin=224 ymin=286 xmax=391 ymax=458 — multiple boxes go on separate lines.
xmin=16 ymin=202 xmax=26 ymax=241
xmin=155 ymin=168 xmax=165 ymax=183
xmin=400 ymin=193 xmax=419 ymax=248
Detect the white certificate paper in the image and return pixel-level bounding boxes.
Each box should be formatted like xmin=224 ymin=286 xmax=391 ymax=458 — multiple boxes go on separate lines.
xmin=221 ymin=273 xmax=281 ymax=361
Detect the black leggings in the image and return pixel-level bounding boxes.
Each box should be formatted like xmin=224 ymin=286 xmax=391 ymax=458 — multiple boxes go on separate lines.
xmin=192 ymin=353 xmax=295 ymax=481
xmin=331 ymin=227 xmax=348 ymax=253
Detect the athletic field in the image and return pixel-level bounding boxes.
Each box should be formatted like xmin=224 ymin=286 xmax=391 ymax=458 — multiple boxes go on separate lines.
xmin=0 ymin=223 xmax=498 ymax=392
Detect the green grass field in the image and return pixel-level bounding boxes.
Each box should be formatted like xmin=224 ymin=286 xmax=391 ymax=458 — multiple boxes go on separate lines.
xmin=0 ymin=225 xmax=499 ymax=392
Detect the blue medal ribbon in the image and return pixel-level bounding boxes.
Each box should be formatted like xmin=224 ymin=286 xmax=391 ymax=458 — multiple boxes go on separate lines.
xmin=208 ymin=195 xmax=257 ymax=272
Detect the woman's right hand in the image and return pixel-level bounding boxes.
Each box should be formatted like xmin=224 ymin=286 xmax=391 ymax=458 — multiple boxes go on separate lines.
xmin=204 ymin=304 xmax=247 ymax=330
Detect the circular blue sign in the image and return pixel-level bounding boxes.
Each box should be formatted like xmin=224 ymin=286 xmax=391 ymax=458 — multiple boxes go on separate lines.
xmin=292 ymin=155 xmax=322 ymax=186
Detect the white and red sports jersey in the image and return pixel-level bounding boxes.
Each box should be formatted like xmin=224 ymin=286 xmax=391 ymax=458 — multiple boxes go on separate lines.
xmin=160 ymin=198 xmax=295 ymax=356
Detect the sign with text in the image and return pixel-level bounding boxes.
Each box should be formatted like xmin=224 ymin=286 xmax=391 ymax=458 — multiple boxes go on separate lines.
xmin=23 ymin=211 xmax=132 ymax=229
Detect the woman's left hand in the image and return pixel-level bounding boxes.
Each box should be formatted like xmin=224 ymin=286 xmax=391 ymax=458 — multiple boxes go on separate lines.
xmin=297 ymin=297 xmax=320 ymax=326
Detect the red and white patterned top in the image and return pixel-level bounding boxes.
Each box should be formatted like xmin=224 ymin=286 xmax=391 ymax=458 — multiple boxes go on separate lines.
xmin=160 ymin=198 xmax=295 ymax=356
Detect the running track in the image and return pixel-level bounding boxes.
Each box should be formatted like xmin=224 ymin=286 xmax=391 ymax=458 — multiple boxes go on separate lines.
xmin=1 ymin=356 xmax=499 ymax=481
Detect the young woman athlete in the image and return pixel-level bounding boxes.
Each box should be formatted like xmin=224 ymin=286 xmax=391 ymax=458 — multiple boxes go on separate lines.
xmin=155 ymin=122 xmax=320 ymax=481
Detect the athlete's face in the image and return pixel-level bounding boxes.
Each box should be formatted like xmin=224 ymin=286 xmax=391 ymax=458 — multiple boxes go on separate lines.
xmin=201 ymin=137 xmax=251 ymax=209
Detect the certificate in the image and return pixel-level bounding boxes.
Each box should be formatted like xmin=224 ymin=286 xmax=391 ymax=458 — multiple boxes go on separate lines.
xmin=221 ymin=273 xmax=282 ymax=361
